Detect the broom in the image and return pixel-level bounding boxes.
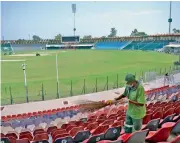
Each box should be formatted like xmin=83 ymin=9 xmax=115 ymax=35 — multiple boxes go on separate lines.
xmin=77 ymin=99 xmax=124 ymax=113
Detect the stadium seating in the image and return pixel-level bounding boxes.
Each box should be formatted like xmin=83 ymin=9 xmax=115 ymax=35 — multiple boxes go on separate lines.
xmin=122 ymin=40 xmax=175 ymax=51
xmin=1 ymin=85 xmax=180 ymax=143
xmin=95 ymin=42 xmax=129 ymax=50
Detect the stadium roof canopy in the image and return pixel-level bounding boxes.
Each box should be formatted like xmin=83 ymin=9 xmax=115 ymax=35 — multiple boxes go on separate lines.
xmin=164 ymin=44 xmax=180 ymax=48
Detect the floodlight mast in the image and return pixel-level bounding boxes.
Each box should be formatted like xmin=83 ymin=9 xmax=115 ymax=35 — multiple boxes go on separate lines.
xmin=22 ymin=63 xmax=29 ymax=102
xmin=72 ymin=4 xmax=76 ymax=36
xmin=168 ymin=1 xmax=172 ymax=34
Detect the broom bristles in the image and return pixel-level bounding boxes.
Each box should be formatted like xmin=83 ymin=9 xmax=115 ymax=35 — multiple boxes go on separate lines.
xmin=79 ymin=100 xmax=121 ymax=112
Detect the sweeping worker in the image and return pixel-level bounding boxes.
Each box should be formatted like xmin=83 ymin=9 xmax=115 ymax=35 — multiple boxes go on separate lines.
xmin=112 ymin=74 xmax=146 ymax=133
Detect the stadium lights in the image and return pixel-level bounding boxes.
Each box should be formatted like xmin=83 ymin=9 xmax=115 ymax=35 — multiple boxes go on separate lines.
xmin=168 ymin=1 xmax=172 ymax=34
xmin=72 ymin=4 xmax=76 ymax=36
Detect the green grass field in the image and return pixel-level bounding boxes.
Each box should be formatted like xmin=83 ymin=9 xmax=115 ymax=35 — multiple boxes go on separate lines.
xmin=1 ymin=50 xmax=178 ymax=105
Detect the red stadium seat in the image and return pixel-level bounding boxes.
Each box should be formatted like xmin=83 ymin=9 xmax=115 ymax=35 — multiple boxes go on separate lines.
xmin=16 ymin=139 xmax=30 ymax=143
xmin=164 ymin=105 xmax=173 ymax=111
xmin=174 ymin=106 xmax=180 ymax=115
xmin=53 ymin=133 xmax=71 ymax=142
xmin=46 ymin=125 xmax=57 ymax=134
xmin=91 ymin=125 xmax=109 ymax=135
xmin=107 ymin=116 xmax=117 ymax=121
xmin=111 ymin=121 xmax=124 ymax=128
xmin=75 ymin=120 xmax=84 ymax=126
xmin=143 ymin=113 xmax=152 ymax=124
xmin=33 ymin=129 xmax=45 ymax=136
xmin=33 ymin=133 xmax=49 ymax=142
xmin=85 ymin=122 xmax=99 ymax=131
xmin=6 ymin=132 xmax=18 ymax=139
xmin=152 ymin=111 xmax=163 ymax=120
xmin=69 ymin=127 xmax=83 ymax=137
xmin=87 ymin=118 xmax=97 ymax=122
xmin=0 ymin=133 xmax=5 ymax=138
xmin=118 ymin=129 xmax=149 ymax=143
xmin=163 ymin=108 xmax=175 ymax=118
xmin=61 ymin=123 xmax=69 ymax=129
xmin=100 ymin=119 xmax=114 ymax=126
xmin=97 ymin=119 xmax=106 ymax=124
xmin=157 ymin=135 xmax=180 ymax=143
xmin=19 ymin=133 xmax=33 ymax=141
xmin=117 ymin=115 xmax=125 ymax=122
xmin=66 ymin=125 xmax=77 ymax=132
xmin=51 ymin=129 xmax=68 ymax=140
xmin=146 ymin=126 xmax=173 ymax=142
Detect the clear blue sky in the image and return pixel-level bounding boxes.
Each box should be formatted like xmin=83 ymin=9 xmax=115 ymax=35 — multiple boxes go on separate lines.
xmin=1 ymin=1 xmax=180 ymax=40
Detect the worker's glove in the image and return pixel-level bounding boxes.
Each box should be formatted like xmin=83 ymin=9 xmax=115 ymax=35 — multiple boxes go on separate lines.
xmin=106 ymin=100 xmax=115 ymax=105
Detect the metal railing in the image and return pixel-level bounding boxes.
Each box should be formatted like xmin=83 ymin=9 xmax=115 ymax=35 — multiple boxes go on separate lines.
xmin=1 ymin=65 xmax=180 ymax=105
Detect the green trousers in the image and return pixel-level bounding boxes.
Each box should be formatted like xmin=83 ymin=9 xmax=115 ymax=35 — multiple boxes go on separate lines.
xmin=124 ymin=114 xmax=142 ymax=133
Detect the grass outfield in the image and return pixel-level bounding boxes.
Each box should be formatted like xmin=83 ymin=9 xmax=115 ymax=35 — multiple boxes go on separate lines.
xmin=1 ymin=50 xmax=178 ymax=105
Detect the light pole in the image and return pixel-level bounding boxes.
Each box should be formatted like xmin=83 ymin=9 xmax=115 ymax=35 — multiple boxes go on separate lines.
xmin=72 ymin=4 xmax=76 ymax=36
xmin=22 ymin=63 xmax=29 ymax=102
xmin=168 ymin=1 xmax=172 ymax=34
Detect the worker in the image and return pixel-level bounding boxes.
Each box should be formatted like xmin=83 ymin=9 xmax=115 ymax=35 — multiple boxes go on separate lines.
xmin=108 ymin=74 xmax=146 ymax=133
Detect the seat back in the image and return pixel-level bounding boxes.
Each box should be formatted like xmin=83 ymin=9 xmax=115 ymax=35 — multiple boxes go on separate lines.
xmin=69 ymin=127 xmax=83 ymax=137
xmin=126 ymin=129 xmax=149 ymax=143
xmin=87 ymin=134 xmax=105 ymax=143
xmin=53 ymin=133 xmax=71 ymax=141
xmin=33 ymin=133 xmax=49 ymax=142
xmin=19 ymin=133 xmax=33 ymax=141
xmin=163 ymin=108 xmax=175 ymax=118
xmin=143 ymin=114 xmax=152 ymax=124
xmin=16 ymin=139 xmax=31 ymax=143
xmin=47 ymin=126 xmax=57 ymax=134
xmin=174 ymin=106 xmax=180 ymax=115
xmin=86 ymin=122 xmax=99 ymax=131
xmin=104 ymin=126 xmax=121 ymax=140
xmin=6 ymin=133 xmax=18 ymax=139
xmin=54 ymin=136 xmax=73 ymax=143
xmin=33 ymin=129 xmax=45 ymax=136
xmin=92 ymin=125 xmax=109 ymax=135
xmin=73 ymin=130 xmax=91 ymax=143
xmin=111 ymin=121 xmax=124 ymax=128
xmin=144 ymin=118 xmax=160 ymax=131
xmin=61 ymin=123 xmax=69 ymax=129
xmin=101 ymin=119 xmax=114 ymax=126
xmin=152 ymin=111 xmax=163 ymax=120
xmin=97 ymin=119 xmax=106 ymax=124
xmin=66 ymin=125 xmax=76 ymax=132
xmin=146 ymin=127 xmax=171 ymax=142
xmin=171 ymin=121 xmax=180 ymax=135
xmin=159 ymin=114 xmax=175 ymax=128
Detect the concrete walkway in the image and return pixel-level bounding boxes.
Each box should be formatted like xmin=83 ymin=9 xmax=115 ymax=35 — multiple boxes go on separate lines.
xmin=1 ymin=73 xmax=180 ymax=116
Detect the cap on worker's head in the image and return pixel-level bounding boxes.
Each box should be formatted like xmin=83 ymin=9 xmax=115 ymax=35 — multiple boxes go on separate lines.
xmin=125 ymin=74 xmax=136 ymax=83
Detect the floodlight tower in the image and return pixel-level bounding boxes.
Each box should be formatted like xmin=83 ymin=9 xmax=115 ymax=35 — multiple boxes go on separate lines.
xmin=168 ymin=1 xmax=172 ymax=34
xmin=72 ymin=4 xmax=76 ymax=36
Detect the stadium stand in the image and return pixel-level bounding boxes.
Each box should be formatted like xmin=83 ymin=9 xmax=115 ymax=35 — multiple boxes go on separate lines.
xmin=1 ymin=43 xmax=14 ymax=55
xmin=122 ymin=40 xmax=175 ymax=51
xmin=1 ymin=34 xmax=179 ymax=51
xmin=1 ymin=85 xmax=180 ymax=143
xmin=95 ymin=42 xmax=129 ymax=50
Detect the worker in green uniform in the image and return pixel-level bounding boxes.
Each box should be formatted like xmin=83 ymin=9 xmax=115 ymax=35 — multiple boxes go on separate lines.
xmin=114 ymin=74 xmax=146 ymax=133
